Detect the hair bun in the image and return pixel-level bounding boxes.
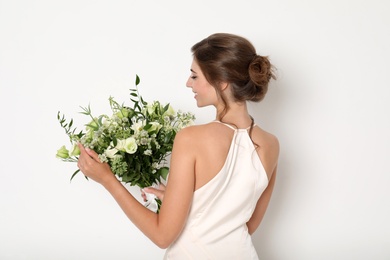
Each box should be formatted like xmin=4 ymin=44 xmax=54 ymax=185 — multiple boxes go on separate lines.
xmin=245 ymin=55 xmax=276 ymax=101
xmin=249 ymin=55 xmax=275 ymax=86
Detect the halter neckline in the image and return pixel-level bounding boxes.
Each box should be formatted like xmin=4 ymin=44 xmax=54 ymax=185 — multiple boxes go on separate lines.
xmin=213 ymin=120 xmax=255 ymax=130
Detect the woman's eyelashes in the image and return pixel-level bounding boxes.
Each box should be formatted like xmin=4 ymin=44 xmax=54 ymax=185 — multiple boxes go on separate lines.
xmin=190 ymin=75 xmax=197 ymax=79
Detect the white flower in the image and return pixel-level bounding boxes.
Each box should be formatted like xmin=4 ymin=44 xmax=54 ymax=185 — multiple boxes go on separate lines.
xmin=115 ymin=138 xmax=138 ymax=154
xmin=131 ymin=120 xmax=145 ymax=135
xmin=69 ymin=143 xmax=80 ymax=157
xmin=147 ymin=122 xmax=162 ymax=133
xmin=56 ymin=145 xmax=69 ymax=159
xmin=163 ymin=104 xmax=176 ymax=117
xmin=98 ymin=154 xmax=108 ymax=163
xmin=188 ymin=119 xmax=195 ymax=126
xmin=105 ymin=146 xmax=119 ymax=159
xmin=145 ymin=102 xmax=156 ymax=115
xmin=140 ymin=130 xmax=148 ymax=137
xmin=102 ymin=118 xmax=110 ymax=127
xmin=123 ymin=137 xmax=138 ymax=154
xmin=140 ymin=138 xmax=149 ymax=145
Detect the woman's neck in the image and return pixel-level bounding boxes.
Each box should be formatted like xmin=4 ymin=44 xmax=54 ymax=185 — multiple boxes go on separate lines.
xmin=215 ymin=102 xmax=253 ymax=128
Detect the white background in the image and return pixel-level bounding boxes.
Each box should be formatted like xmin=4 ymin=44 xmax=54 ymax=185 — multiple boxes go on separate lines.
xmin=1 ymin=0 xmax=389 ymax=259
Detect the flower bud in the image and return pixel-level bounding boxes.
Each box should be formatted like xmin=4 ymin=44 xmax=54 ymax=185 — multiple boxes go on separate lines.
xmin=86 ymin=119 xmax=99 ymax=130
xmin=56 ymin=145 xmax=69 ymax=159
xmin=163 ymin=104 xmax=176 ymax=117
xmin=69 ymin=143 xmax=80 ymax=157
xmin=147 ymin=122 xmax=162 ymax=133
xmin=145 ymin=102 xmax=155 ymax=115
xmin=116 ymin=108 xmax=130 ymax=119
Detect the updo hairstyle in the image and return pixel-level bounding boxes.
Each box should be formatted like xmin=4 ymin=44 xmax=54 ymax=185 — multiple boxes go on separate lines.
xmin=191 ymin=33 xmax=276 ymax=105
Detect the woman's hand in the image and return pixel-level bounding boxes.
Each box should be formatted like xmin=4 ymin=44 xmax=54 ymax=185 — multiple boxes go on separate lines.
xmin=77 ymin=143 xmax=116 ymax=185
xmin=141 ymin=183 xmax=166 ymax=202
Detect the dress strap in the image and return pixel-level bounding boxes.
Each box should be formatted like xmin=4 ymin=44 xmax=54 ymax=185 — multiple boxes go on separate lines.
xmin=213 ymin=120 xmax=236 ymax=130
xmin=213 ymin=120 xmax=256 ymax=131
xmin=246 ymin=123 xmax=256 ymax=130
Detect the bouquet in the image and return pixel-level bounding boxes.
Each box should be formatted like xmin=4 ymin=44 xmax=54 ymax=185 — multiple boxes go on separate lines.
xmin=56 ymin=75 xmax=195 ymax=212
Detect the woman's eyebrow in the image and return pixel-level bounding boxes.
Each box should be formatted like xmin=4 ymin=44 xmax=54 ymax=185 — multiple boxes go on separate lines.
xmin=190 ymin=69 xmax=197 ymax=73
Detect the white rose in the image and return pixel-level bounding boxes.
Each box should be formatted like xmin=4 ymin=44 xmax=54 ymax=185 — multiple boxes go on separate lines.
xmin=123 ymin=137 xmax=138 ymax=154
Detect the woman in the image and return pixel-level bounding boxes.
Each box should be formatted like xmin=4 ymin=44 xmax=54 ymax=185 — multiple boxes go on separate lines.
xmin=77 ymin=33 xmax=279 ymax=259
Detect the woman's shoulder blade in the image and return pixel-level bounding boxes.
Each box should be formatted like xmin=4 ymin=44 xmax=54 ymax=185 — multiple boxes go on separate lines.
xmin=253 ymin=126 xmax=279 ymax=149
xmin=174 ymin=122 xmax=229 ymax=147
xmin=252 ymin=126 xmax=280 ymax=176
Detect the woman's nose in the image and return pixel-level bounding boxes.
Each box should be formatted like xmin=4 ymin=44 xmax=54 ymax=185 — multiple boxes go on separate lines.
xmin=186 ymin=78 xmax=192 ymax=88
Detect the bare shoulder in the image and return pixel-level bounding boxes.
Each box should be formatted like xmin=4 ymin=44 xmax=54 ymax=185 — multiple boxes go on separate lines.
xmin=253 ymin=126 xmax=279 ymax=151
xmin=173 ymin=123 xmax=231 ymax=156
xmin=174 ymin=124 xmax=204 ymax=143
xmin=172 ymin=124 xmax=205 ymax=150
xmin=252 ymin=126 xmax=280 ymax=177
xmin=174 ymin=123 xmax=218 ymax=142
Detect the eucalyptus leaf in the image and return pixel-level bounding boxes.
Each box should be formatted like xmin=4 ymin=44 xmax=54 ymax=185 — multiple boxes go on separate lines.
xmin=70 ymin=169 xmax=81 ymax=182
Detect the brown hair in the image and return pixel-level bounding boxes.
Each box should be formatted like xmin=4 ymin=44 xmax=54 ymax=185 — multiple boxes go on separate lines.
xmin=191 ymin=33 xmax=276 ymax=120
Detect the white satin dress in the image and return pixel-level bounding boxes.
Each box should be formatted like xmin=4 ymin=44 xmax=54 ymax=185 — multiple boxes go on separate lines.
xmin=164 ymin=121 xmax=269 ymax=260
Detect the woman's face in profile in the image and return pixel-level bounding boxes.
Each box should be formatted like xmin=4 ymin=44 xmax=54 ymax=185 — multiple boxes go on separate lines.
xmin=186 ymin=59 xmax=218 ymax=108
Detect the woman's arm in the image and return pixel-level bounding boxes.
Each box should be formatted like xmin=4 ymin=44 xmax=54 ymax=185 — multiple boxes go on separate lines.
xmin=246 ymin=167 xmax=277 ymax=235
xmin=246 ymin=132 xmax=279 ymax=235
xmin=77 ymin=128 xmax=196 ymax=248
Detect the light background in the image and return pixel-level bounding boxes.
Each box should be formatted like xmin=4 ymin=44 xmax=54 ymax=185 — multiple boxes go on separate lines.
xmin=1 ymin=0 xmax=389 ymax=259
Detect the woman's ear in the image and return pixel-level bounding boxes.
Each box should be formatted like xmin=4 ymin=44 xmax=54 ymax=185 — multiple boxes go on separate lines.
xmin=219 ymin=82 xmax=229 ymax=91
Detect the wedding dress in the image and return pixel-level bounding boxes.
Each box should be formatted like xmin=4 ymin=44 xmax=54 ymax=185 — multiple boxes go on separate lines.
xmin=164 ymin=121 xmax=269 ymax=260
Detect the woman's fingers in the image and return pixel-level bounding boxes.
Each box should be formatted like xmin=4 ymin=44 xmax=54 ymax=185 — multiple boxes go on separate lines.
xmin=143 ymin=186 xmax=165 ymax=201
xmin=85 ymin=147 xmax=101 ymax=163
xmin=76 ymin=143 xmax=113 ymax=184
xmin=78 ymin=143 xmax=101 ymax=162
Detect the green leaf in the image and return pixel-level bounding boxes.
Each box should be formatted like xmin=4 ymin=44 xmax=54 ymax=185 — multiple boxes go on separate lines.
xmin=164 ymin=131 xmax=173 ymax=143
xmin=76 ymin=130 xmax=84 ymax=138
xmin=135 ymin=74 xmax=140 ymax=86
xmin=159 ymin=167 xmax=169 ymax=180
xmin=70 ymin=169 xmax=80 ymax=182
xmin=98 ymin=115 xmax=104 ymax=125
xmin=163 ymin=103 xmax=170 ymax=112
xmin=85 ymin=123 xmax=99 ymax=131
xmin=112 ymin=136 xmax=117 ymax=146
xmin=144 ymin=123 xmax=152 ymax=130
xmin=134 ymin=102 xmax=142 ymax=112
xmin=141 ymin=98 xmax=147 ymax=106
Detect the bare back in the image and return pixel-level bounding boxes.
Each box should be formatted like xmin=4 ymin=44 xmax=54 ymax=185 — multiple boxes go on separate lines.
xmin=191 ymin=121 xmax=278 ymax=191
